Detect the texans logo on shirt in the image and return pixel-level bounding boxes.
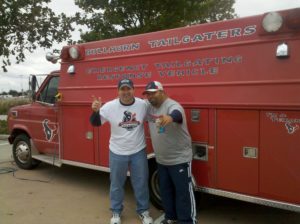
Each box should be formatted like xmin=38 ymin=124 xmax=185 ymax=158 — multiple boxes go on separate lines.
xmin=42 ymin=119 xmax=57 ymax=142
xmin=148 ymin=114 xmax=161 ymax=123
xmin=118 ymin=111 xmax=140 ymax=131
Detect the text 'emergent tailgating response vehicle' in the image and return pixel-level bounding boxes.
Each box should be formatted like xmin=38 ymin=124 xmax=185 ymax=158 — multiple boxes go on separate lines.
xmin=8 ymin=8 xmax=300 ymax=212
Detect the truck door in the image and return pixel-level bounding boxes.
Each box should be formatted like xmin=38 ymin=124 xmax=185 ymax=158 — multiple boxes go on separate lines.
xmin=60 ymin=104 xmax=96 ymax=165
xmin=216 ymin=110 xmax=259 ymax=196
xmin=30 ymin=75 xmax=60 ymax=155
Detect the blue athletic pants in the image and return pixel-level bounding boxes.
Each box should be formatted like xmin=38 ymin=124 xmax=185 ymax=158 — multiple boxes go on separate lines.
xmin=157 ymin=162 xmax=197 ymax=224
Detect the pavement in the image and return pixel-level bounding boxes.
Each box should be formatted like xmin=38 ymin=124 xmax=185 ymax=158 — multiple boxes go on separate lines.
xmin=0 ymin=134 xmax=8 ymax=140
xmin=1 ymin=139 xmax=300 ymax=224
xmin=0 ymin=140 xmax=162 ymax=224
xmin=0 ymin=114 xmax=8 ymax=141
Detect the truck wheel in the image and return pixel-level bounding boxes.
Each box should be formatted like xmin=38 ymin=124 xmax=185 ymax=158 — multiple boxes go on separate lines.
xmin=12 ymin=134 xmax=40 ymax=170
xmin=149 ymin=161 xmax=163 ymax=209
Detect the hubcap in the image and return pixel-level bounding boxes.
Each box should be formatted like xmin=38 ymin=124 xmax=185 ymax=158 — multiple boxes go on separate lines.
xmin=16 ymin=141 xmax=30 ymax=164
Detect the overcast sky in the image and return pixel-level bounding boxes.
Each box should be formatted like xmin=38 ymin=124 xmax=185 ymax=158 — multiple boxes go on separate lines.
xmin=1 ymin=0 xmax=300 ymax=93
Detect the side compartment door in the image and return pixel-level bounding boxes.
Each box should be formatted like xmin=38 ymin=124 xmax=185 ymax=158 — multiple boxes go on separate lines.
xmin=97 ymin=123 xmax=110 ymax=167
xmin=260 ymin=111 xmax=300 ymax=204
xmin=186 ymin=108 xmax=215 ymax=187
xmin=30 ymin=76 xmax=60 ymax=155
xmin=216 ymin=110 xmax=259 ymax=195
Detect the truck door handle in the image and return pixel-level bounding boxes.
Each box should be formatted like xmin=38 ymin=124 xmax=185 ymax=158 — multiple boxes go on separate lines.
xmin=243 ymin=147 xmax=258 ymax=159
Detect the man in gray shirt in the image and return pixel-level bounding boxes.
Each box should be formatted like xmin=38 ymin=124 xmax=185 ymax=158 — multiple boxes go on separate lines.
xmin=143 ymin=81 xmax=197 ymax=224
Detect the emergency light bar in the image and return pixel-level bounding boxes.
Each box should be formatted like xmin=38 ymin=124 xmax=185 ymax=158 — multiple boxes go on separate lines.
xmin=286 ymin=8 xmax=300 ymax=29
xmin=262 ymin=8 xmax=300 ymax=33
xmin=60 ymin=45 xmax=84 ymax=61
xmin=69 ymin=46 xmax=80 ymax=59
xmin=262 ymin=12 xmax=283 ymax=32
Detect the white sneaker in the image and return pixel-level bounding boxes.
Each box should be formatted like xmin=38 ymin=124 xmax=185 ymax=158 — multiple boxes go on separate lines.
xmin=139 ymin=211 xmax=153 ymax=224
xmin=110 ymin=213 xmax=121 ymax=224
xmin=160 ymin=219 xmax=177 ymax=224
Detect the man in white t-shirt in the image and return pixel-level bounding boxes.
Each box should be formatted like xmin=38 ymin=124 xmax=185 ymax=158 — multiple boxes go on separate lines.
xmin=90 ymin=79 xmax=153 ymax=224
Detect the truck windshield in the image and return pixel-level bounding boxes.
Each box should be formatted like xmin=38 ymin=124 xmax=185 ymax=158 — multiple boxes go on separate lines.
xmin=37 ymin=76 xmax=60 ymax=104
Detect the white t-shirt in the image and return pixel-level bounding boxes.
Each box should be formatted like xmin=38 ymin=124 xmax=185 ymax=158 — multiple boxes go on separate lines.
xmin=99 ymin=97 xmax=147 ymax=155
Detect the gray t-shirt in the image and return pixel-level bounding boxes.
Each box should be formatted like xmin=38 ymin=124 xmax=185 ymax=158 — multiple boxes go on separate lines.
xmin=147 ymin=98 xmax=193 ymax=165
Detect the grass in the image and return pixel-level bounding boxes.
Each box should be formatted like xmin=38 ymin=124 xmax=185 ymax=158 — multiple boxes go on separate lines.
xmin=0 ymin=120 xmax=8 ymax=134
xmin=0 ymin=98 xmax=30 ymax=134
xmin=0 ymin=97 xmax=30 ymax=115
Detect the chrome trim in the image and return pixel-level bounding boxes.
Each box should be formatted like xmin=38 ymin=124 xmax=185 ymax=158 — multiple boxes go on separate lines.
xmin=147 ymin=152 xmax=155 ymax=159
xmin=32 ymin=154 xmax=62 ymax=167
xmin=191 ymin=109 xmax=200 ymax=122
xmin=36 ymin=100 xmax=55 ymax=106
xmin=192 ymin=142 xmax=208 ymax=161
xmin=243 ymin=146 xmax=258 ymax=159
xmin=67 ymin=65 xmax=75 ymax=74
xmin=276 ymin=42 xmax=289 ymax=58
xmin=46 ymin=52 xmax=60 ymax=64
xmin=35 ymin=153 xmax=155 ymax=174
xmin=195 ymin=186 xmax=300 ymax=213
xmin=86 ymin=131 xmax=93 ymax=140
xmin=62 ymin=159 xmax=111 ymax=173
xmin=11 ymin=110 xmax=18 ymax=118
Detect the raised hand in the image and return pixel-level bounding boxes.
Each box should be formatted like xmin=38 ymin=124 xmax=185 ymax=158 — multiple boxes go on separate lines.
xmin=91 ymin=96 xmax=102 ymax=112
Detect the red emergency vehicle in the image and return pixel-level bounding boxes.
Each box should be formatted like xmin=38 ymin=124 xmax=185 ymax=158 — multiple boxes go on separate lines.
xmin=8 ymin=8 xmax=300 ymax=212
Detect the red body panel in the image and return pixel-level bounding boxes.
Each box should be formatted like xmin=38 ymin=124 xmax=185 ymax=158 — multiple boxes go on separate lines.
xmin=260 ymin=111 xmax=300 ymax=204
xmin=97 ymin=123 xmax=110 ymax=167
xmin=217 ymin=110 xmax=259 ymax=195
xmin=60 ymin=105 xmax=95 ymax=164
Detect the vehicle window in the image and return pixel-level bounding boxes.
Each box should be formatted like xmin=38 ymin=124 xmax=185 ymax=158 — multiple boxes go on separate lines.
xmin=38 ymin=76 xmax=59 ymax=104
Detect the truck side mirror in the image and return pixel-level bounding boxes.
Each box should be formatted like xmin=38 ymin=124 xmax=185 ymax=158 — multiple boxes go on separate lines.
xmin=30 ymin=75 xmax=37 ymax=101
xmin=46 ymin=52 xmax=60 ymax=64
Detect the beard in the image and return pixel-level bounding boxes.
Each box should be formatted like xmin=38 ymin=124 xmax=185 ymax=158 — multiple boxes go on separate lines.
xmin=149 ymin=98 xmax=158 ymax=107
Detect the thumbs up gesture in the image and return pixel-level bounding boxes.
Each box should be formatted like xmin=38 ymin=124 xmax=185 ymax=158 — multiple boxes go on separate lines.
xmin=92 ymin=96 xmax=102 ymax=112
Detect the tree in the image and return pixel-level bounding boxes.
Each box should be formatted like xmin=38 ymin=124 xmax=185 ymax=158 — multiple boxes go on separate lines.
xmin=75 ymin=0 xmax=236 ymax=42
xmin=8 ymin=89 xmax=18 ymax=97
xmin=0 ymin=0 xmax=74 ymax=72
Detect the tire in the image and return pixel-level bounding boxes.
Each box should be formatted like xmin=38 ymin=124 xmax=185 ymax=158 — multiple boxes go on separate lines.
xmin=149 ymin=160 xmax=163 ymax=210
xmin=12 ymin=134 xmax=40 ymax=170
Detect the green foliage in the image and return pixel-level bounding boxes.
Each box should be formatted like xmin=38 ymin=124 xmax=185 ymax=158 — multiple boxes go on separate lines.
xmin=75 ymin=0 xmax=236 ymax=42
xmin=0 ymin=0 xmax=75 ymax=72
xmin=0 ymin=98 xmax=30 ymax=115
xmin=0 ymin=120 xmax=8 ymax=134
xmin=0 ymin=97 xmax=29 ymax=134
